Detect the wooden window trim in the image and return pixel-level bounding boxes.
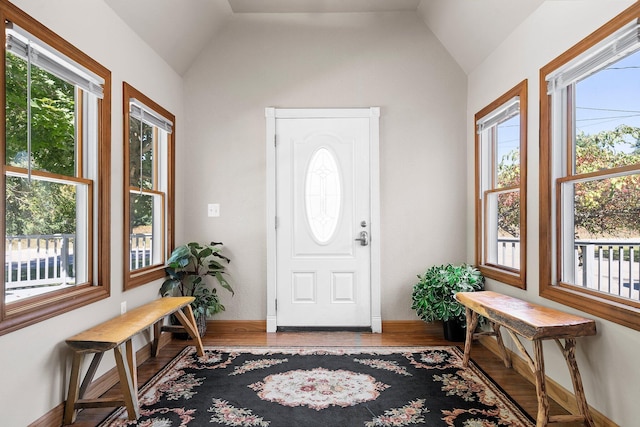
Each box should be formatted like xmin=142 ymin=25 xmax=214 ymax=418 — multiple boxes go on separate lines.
xmin=123 ymin=82 xmax=175 ymax=291
xmin=0 ymin=0 xmax=111 ymax=336
xmin=539 ymin=2 xmax=640 ymax=331
xmin=475 ymin=80 xmax=528 ymax=289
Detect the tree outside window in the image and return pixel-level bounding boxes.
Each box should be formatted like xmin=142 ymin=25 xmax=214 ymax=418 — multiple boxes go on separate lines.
xmin=475 ymin=80 xmax=528 ymax=288
xmin=123 ymin=83 xmax=174 ymax=290
xmin=541 ymin=4 xmax=640 ymax=330
xmin=1 ymin=2 xmax=111 ymax=336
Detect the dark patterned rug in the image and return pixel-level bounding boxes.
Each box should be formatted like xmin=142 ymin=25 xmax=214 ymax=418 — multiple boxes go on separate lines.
xmin=99 ymin=346 xmax=534 ymax=427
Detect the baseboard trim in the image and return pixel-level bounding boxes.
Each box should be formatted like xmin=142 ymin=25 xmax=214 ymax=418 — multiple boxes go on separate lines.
xmin=277 ymin=326 xmax=371 ymax=332
xmin=207 ymin=320 xmax=267 ymax=333
xmin=207 ymin=320 xmax=410 ymax=334
xmin=381 ymin=320 xmax=434 ymax=333
xmin=28 ymin=332 xmax=172 ymax=427
xmin=478 ymin=335 xmax=618 ymax=427
xmin=226 ymin=319 xmax=410 ymax=334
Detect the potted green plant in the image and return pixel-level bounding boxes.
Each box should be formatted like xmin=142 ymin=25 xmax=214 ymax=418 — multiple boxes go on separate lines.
xmin=160 ymin=241 xmax=233 ymax=337
xmin=411 ymin=263 xmax=484 ymax=341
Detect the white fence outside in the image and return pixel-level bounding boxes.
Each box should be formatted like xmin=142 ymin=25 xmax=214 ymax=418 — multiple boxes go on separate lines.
xmin=496 ymin=237 xmax=639 ymax=300
xmin=5 ymin=233 xmax=154 ymax=302
xmin=5 ymin=235 xmax=638 ymax=301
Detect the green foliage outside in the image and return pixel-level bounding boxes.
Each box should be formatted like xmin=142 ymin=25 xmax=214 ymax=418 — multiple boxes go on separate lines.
xmin=497 ymin=124 xmax=640 ymax=239
xmin=5 ymin=52 xmax=76 ymax=236
xmin=4 ymin=52 xmax=155 ymax=238
xmin=129 ymin=116 xmax=155 ymax=230
xmin=573 ymin=125 xmax=640 ymax=237
xmin=5 ymin=48 xmax=640 ymax=245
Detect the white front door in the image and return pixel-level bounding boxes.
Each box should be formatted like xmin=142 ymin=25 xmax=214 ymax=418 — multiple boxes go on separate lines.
xmin=266 ymin=108 xmax=381 ymax=331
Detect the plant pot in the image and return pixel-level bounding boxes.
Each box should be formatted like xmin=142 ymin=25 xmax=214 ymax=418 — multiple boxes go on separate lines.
xmin=170 ymin=313 xmax=207 ymax=339
xmin=442 ymin=319 xmax=466 ymax=342
xmin=195 ymin=314 xmax=207 ymax=337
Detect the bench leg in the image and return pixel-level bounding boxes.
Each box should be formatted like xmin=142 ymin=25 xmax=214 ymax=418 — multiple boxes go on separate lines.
xmin=63 ymin=351 xmax=85 ymax=425
xmin=114 ymin=341 xmax=140 ymax=420
xmin=492 ymin=322 xmax=511 ymax=368
xmin=77 ymin=352 xmax=104 ymax=399
xmin=556 ymin=338 xmax=595 ymax=427
xmin=126 ymin=339 xmax=138 ymax=395
xmin=462 ymin=308 xmax=478 ymax=368
xmin=174 ymin=305 xmax=205 ymax=356
xmin=532 ymin=340 xmax=550 ymax=427
xmin=152 ymin=320 xmax=163 ymax=357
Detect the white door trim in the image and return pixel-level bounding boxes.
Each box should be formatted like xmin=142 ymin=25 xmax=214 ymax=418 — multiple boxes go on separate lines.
xmin=265 ymin=107 xmax=381 ymax=333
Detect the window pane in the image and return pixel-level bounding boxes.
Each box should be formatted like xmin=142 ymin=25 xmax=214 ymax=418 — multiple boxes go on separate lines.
xmin=5 ymin=52 xmax=76 ymax=177
xmin=129 ymin=116 xmax=155 ymax=190
xmin=486 ymin=190 xmax=521 ymax=269
xmin=5 ymin=176 xmax=87 ymax=303
xmin=567 ymin=176 xmax=640 ymax=300
xmin=575 ymin=50 xmax=640 ymax=173
xmin=5 ymin=52 xmax=27 ymax=167
xmin=129 ymin=192 xmax=160 ymax=270
xmin=496 ymin=114 xmax=520 ymax=187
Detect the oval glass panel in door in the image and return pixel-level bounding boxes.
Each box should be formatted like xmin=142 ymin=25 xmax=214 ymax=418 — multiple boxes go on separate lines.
xmin=305 ymin=147 xmax=342 ymax=244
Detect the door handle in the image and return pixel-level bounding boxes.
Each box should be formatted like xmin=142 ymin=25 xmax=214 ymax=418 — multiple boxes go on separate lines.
xmin=355 ymin=230 xmax=369 ymax=246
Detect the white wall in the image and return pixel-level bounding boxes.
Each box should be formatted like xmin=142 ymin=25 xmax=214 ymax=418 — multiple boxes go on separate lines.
xmin=181 ymin=12 xmax=468 ymax=323
xmin=467 ymin=1 xmax=639 ymax=426
xmin=0 ymin=1 xmax=183 ymax=425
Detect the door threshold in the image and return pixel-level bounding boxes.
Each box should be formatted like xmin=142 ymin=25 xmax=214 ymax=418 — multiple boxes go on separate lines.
xmin=277 ymin=326 xmax=372 ymax=332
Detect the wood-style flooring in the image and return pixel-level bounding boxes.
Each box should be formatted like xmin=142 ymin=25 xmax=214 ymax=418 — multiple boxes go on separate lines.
xmin=69 ymin=322 xmax=585 ymax=426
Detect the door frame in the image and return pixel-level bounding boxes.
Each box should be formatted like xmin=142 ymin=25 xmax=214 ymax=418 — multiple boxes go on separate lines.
xmin=265 ymin=107 xmax=381 ymax=333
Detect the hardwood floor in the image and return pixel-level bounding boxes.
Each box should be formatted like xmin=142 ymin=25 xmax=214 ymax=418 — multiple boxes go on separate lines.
xmin=69 ymin=322 xmax=585 ymax=426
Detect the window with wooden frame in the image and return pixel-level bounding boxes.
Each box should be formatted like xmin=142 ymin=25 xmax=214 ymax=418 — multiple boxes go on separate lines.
xmin=540 ymin=3 xmax=640 ymax=330
xmin=475 ymin=80 xmax=527 ymax=288
xmin=123 ymin=82 xmax=174 ymax=290
xmin=1 ymin=0 xmax=111 ymax=335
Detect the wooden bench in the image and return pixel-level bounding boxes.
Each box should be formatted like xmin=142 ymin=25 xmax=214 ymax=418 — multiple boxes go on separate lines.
xmin=455 ymin=291 xmax=596 ymax=427
xmin=63 ymin=297 xmax=205 ymax=425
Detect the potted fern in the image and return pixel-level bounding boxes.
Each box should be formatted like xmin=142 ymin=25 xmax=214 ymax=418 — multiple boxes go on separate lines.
xmin=411 ymin=263 xmax=484 ymax=341
xmin=160 ymin=241 xmax=233 ymax=336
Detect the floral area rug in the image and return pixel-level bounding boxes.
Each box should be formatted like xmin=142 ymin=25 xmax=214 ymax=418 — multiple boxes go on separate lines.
xmin=99 ymin=346 xmax=534 ymax=427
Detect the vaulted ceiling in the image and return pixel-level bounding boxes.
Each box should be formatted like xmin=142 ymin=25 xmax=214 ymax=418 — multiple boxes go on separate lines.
xmin=104 ymin=0 xmax=544 ymax=76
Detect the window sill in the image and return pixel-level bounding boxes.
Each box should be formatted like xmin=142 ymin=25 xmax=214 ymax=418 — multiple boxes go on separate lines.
xmin=479 ymin=265 xmax=525 ymax=289
xmin=540 ymin=283 xmax=640 ymax=332
xmin=0 ymin=285 xmax=110 ymax=336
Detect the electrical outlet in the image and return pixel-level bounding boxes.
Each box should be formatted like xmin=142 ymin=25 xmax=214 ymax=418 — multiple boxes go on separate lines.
xmin=208 ymin=203 xmax=220 ymax=217
xmin=121 ymin=301 xmax=127 ymax=314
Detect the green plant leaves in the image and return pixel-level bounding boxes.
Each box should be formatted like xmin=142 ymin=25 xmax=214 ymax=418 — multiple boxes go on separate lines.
xmin=161 ymin=241 xmax=234 ymax=316
xmin=411 ymin=263 xmax=484 ymax=323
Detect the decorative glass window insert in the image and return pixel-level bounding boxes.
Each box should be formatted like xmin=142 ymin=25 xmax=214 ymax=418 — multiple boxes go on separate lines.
xmin=475 ymin=81 xmax=527 ymax=288
xmin=304 ymin=147 xmax=342 ymax=244
xmin=124 ymin=83 xmax=174 ymax=289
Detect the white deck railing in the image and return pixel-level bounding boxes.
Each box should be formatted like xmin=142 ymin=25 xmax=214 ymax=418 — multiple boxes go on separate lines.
xmin=5 ymin=235 xmax=638 ymax=301
xmin=129 ymin=233 xmax=153 ymax=271
xmin=575 ymin=239 xmax=640 ymax=300
xmin=5 ymin=233 xmax=153 ymax=291
xmin=5 ymin=234 xmax=75 ymax=290
xmin=496 ymin=237 xmax=639 ymax=300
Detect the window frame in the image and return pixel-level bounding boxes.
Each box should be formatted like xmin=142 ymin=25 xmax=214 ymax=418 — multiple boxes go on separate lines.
xmin=475 ymin=80 xmax=528 ymax=288
xmin=122 ymin=82 xmax=175 ymax=290
xmin=540 ymin=3 xmax=640 ymax=331
xmin=0 ymin=0 xmax=111 ymax=336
